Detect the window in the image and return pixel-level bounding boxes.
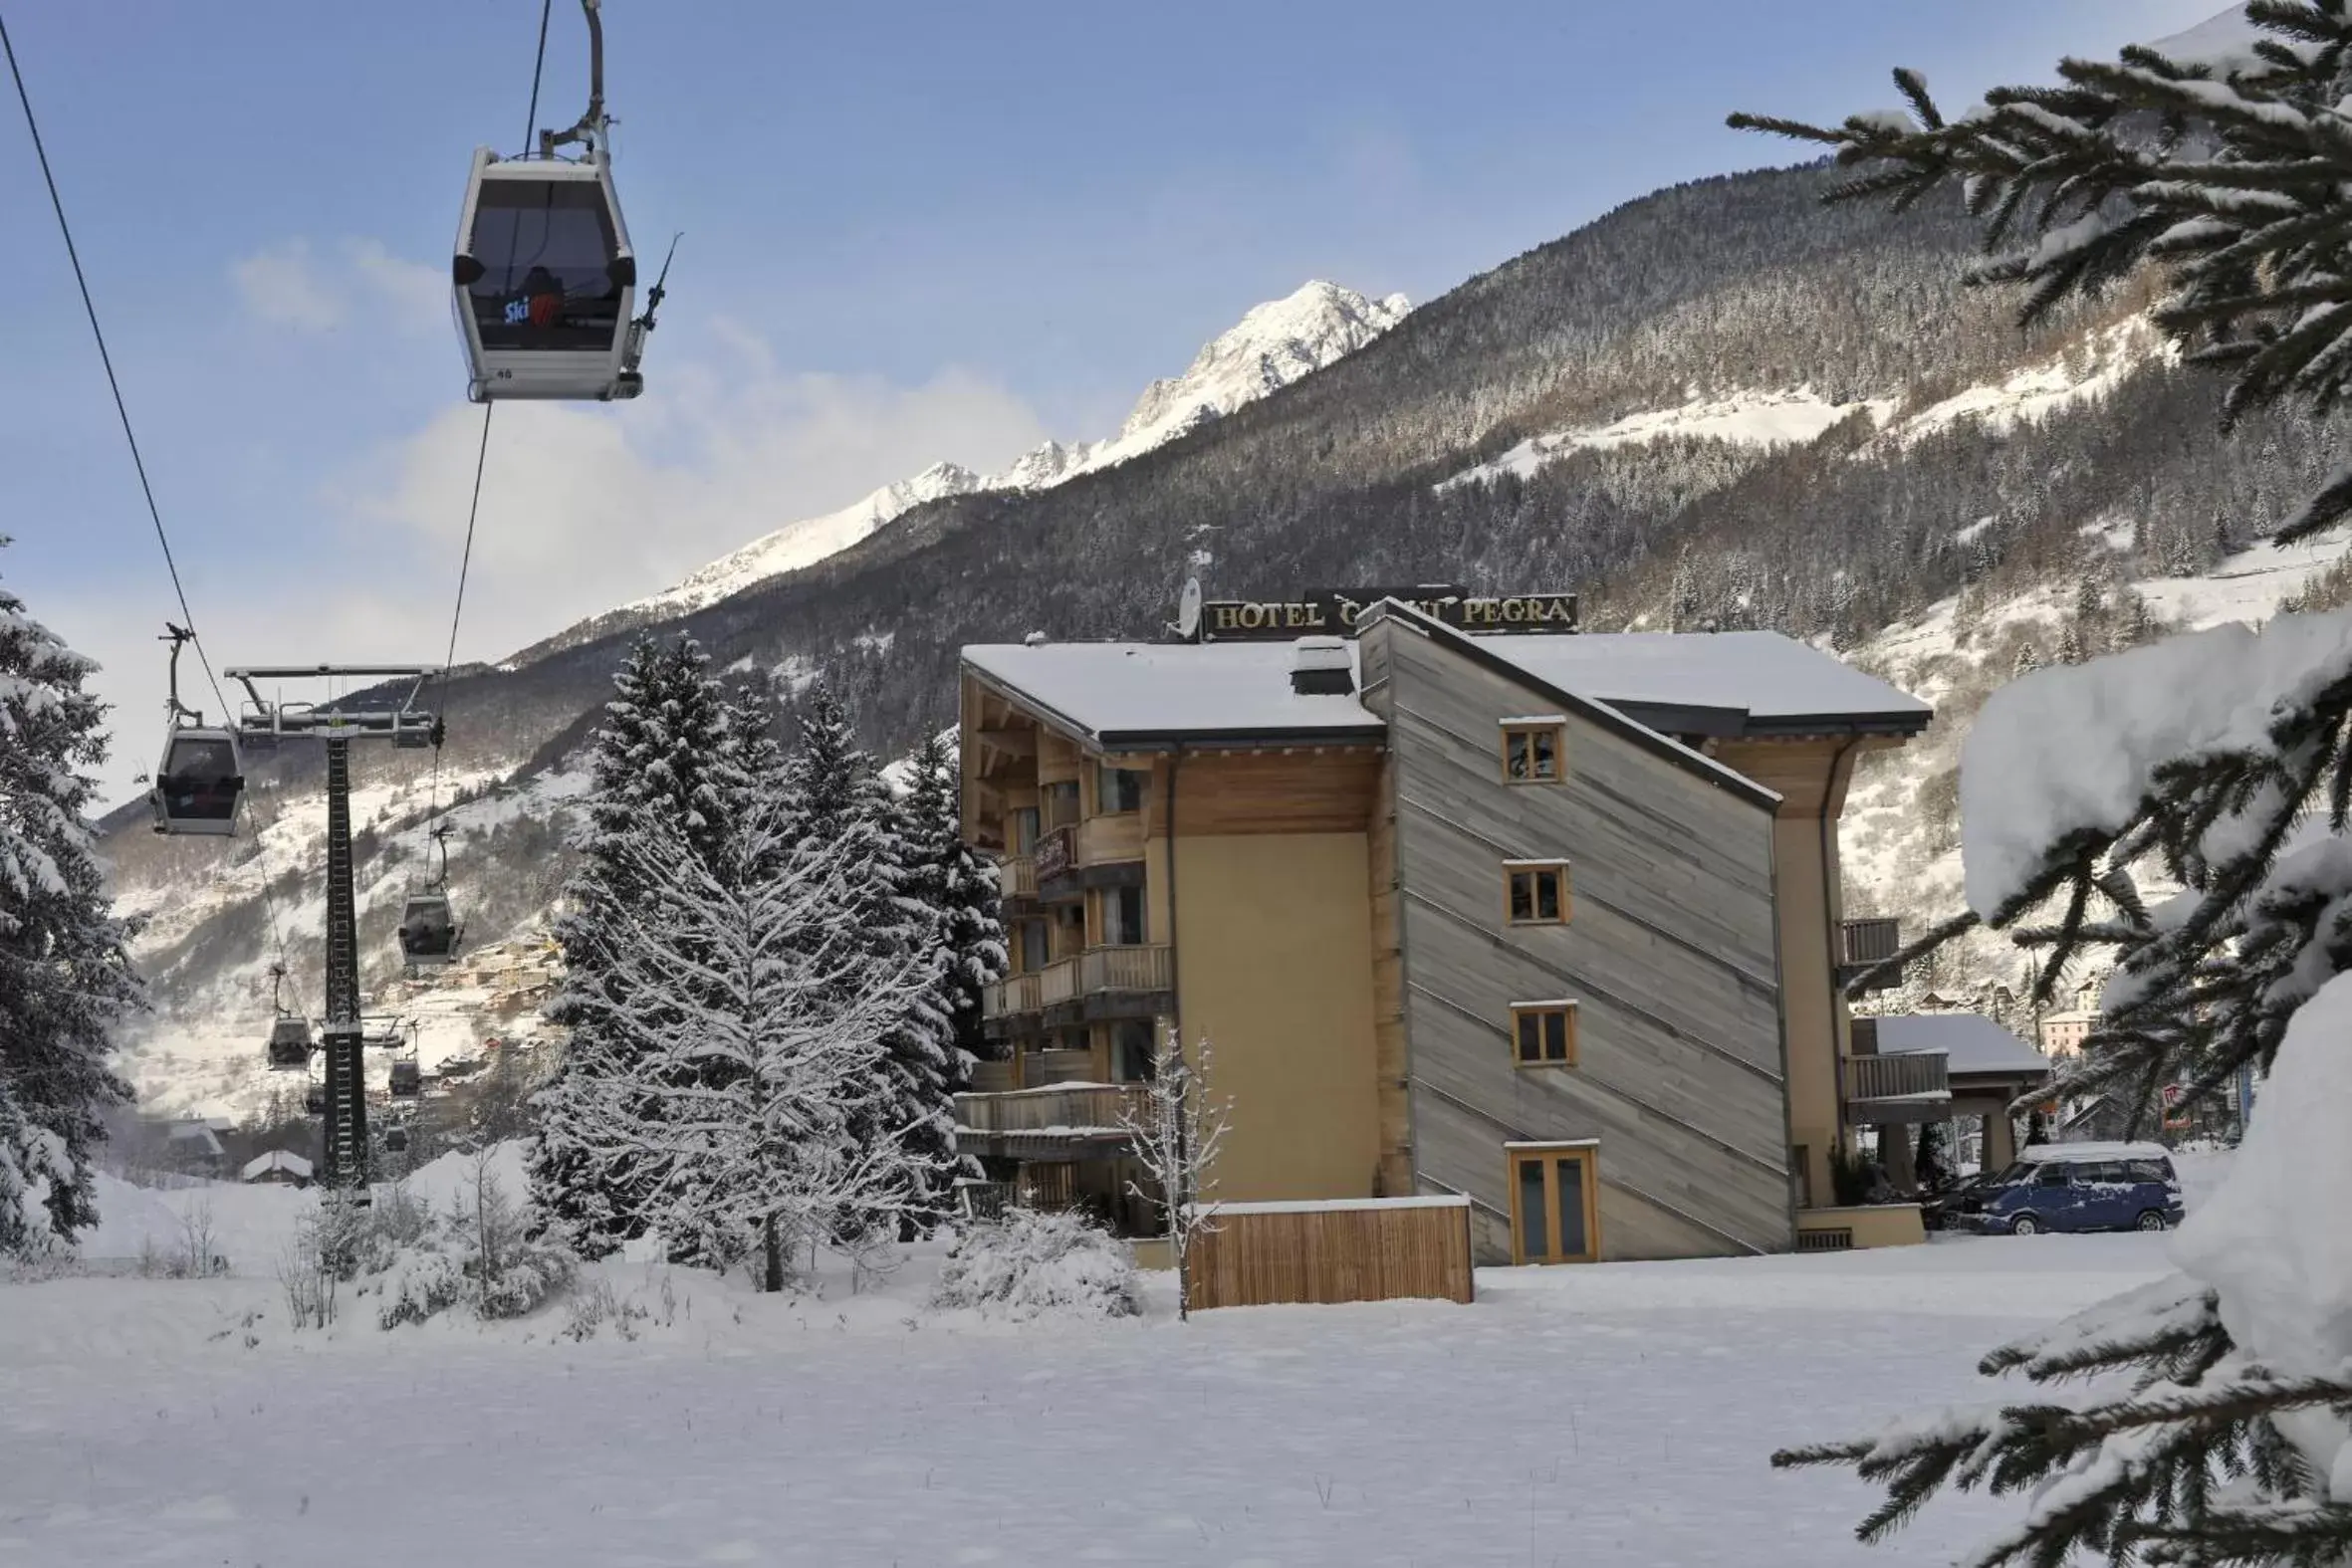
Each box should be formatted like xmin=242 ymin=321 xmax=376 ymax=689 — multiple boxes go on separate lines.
xmin=2033 ymin=1163 xmax=2072 ymax=1188
xmin=1016 ymin=919 xmax=1049 ymax=973
xmin=1010 ymin=807 xmax=1042 ymax=854
xmin=1043 ymin=781 xmax=1081 ymax=830
xmin=1506 ymin=861 xmax=1571 ymax=925
xmin=1510 ymin=1003 xmax=1578 ymax=1067
xmin=1111 ymin=1019 xmax=1157 ymax=1083
xmin=1791 ymin=1146 xmax=1813 ymax=1210
xmin=1097 ymin=764 xmax=1146 ymax=814
xmin=1507 ymin=1145 xmax=1599 ymax=1264
xmin=1101 ymin=885 xmax=1146 ymax=946
xmin=1502 ymin=722 xmax=1564 ymax=784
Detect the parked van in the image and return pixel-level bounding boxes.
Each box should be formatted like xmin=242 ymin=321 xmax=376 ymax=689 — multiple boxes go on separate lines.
xmin=1958 ymin=1142 xmax=2184 ymax=1236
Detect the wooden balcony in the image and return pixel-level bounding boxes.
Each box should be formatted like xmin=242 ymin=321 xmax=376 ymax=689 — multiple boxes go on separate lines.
xmin=1843 ymin=1049 xmax=1951 ymax=1124
xmin=981 ymin=945 xmax=1174 ymax=1036
xmin=955 ymin=1082 xmax=1147 ymax=1159
xmin=1036 ymin=814 xmax=1146 ymax=895
xmin=998 ymin=855 xmax=1037 ymax=900
xmin=1839 ymin=917 xmax=1904 ymax=995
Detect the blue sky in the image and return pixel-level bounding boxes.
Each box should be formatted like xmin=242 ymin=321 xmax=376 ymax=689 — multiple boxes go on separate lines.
xmin=0 ymin=1 xmax=2220 ymax=787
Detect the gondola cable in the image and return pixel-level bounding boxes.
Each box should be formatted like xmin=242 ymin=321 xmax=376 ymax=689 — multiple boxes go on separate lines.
xmin=1 ymin=6 xmax=232 ymax=726
xmin=420 ymin=0 xmax=556 ymax=834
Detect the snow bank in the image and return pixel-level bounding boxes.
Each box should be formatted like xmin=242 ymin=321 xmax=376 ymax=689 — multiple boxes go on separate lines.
xmin=2173 ymin=973 xmax=2352 ymax=1489
xmin=1960 ymin=608 xmax=2352 ymax=916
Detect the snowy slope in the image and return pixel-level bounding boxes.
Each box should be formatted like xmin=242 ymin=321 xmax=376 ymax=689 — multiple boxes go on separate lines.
xmin=619 ymin=281 xmax=1409 ymax=620
xmin=1839 ymin=525 xmax=2352 ymax=1003
xmin=1439 ymin=387 xmax=1892 ymax=489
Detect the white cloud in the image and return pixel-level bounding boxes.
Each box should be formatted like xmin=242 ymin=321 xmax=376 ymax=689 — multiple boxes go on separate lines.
xmin=231 ymin=238 xmax=445 ymax=337
xmin=232 ymin=241 xmax=346 ymax=333
xmin=335 ymin=349 xmax=1052 ymax=667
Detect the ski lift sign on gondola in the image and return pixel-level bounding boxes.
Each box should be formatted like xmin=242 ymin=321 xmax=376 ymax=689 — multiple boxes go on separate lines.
xmin=449 ymin=0 xmax=671 ymax=403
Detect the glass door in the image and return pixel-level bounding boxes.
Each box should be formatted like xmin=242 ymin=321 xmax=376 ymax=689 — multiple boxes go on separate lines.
xmin=1508 ymin=1146 xmax=1599 ymax=1264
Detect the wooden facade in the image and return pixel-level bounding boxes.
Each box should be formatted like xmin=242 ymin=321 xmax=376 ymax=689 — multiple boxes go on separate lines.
xmin=1356 ymin=612 xmax=1792 ymax=1264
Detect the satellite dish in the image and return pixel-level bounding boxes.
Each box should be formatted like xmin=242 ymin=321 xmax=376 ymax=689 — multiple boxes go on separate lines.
xmin=1177 ymin=577 xmax=1203 ymax=641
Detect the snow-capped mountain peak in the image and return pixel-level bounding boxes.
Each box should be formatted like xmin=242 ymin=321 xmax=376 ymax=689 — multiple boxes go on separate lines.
xmin=617 ymin=281 xmax=1409 ymax=622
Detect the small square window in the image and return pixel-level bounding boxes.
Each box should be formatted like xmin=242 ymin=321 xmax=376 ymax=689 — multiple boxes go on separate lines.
xmin=1098 ymin=764 xmax=1146 ymax=814
xmin=1502 ymin=724 xmax=1564 ymax=784
xmin=1511 ymin=1003 xmax=1578 ymax=1067
xmin=1506 ymin=862 xmax=1570 ymax=925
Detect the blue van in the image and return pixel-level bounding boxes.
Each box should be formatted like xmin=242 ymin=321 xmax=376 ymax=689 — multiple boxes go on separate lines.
xmin=1959 ymin=1143 xmax=2185 ymax=1236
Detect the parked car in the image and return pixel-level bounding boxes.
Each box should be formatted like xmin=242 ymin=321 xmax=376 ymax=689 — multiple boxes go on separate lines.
xmin=1960 ymin=1143 xmax=2185 ymax=1236
xmin=1920 ymin=1170 xmax=2000 ymax=1232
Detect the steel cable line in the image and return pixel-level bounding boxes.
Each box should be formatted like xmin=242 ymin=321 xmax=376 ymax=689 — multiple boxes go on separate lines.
xmin=423 ymin=0 xmax=557 ymax=825
xmin=0 ymin=7 xmax=233 ymax=725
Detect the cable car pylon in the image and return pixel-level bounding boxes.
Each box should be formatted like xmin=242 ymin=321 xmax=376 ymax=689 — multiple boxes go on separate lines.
xmin=224 ymin=662 xmax=444 ymax=1200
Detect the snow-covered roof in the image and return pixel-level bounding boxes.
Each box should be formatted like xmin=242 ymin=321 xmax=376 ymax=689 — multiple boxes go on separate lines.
xmin=2016 ymin=1141 xmax=2170 ymax=1165
xmin=1875 ymin=1012 xmax=2052 ymax=1078
xmin=962 ymin=640 xmax=1385 ymax=747
xmin=241 ymin=1149 xmax=313 ymax=1181
xmin=1492 ymin=631 xmax=1931 ymax=735
xmin=964 ymin=619 xmax=1927 ymax=752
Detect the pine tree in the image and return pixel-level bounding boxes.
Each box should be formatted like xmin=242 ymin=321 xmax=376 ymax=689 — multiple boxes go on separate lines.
xmin=530 ymin=634 xmax=750 ymax=1259
xmin=2011 ymin=641 xmax=2042 ymax=679
xmin=560 ymin=801 xmax=929 ymax=1290
xmin=897 ymin=732 xmax=1008 ymax=1072
xmin=778 ymin=684 xmax=955 ymax=1236
xmin=2056 ymin=618 xmax=2086 ymax=666
xmin=1736 ymin=14 xmax=2352 ymax=1557
xmin=0 ymin=553 xmax=138 ymax=1259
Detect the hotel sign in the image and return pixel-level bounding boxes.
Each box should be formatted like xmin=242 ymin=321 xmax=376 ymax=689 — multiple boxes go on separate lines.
xmin=1192 ymin=586 xmax=1578 ymax=642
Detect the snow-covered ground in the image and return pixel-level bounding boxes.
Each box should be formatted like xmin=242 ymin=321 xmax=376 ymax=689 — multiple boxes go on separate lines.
xmin=6 ymin=1157 xmax=2191 ymax=1566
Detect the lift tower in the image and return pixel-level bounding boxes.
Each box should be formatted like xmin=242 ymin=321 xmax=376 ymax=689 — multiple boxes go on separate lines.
xmin=225 ymin=665 xmax=443 ymax=1198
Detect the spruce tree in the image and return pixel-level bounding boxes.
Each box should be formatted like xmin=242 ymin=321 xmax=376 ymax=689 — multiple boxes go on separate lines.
xmin=0 ymin=553 xmax=138 ymax=1258
xmin=1737 ymin=10 xmax=2352 ymax=1558
xmin=898 ymin=731 xmax=1009 ymax=1072
xmin=530 ymin=634 xmax=749 ymax=1259
xmin=778 ymin=685 xmax=955 ymax=1237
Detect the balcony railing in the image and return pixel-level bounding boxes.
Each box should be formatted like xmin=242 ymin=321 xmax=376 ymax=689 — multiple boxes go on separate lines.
xmin=985 ymin=971 xmax=1043 ymax=1018
xmin=998 ymin=855 xmax=1037 ymax=899
xmin=1037 ymin=825 xmax=1074 ymax=883
xmin=1844 ymin=1049 xmax=1950 ymax=1105
xmin=956 ymin=1082 xmax=1147 ymax=1138
xmin=1839 ymin=917 xmax=1904 ymax=995
xmin=1023 ymin=1048 xmax=1096 ymax=1086
xmin=984 ymin=946 xmax=1173 ymax=1021
xmin=967 ymin=1058 xmax=1018 ymax=1094
xmin=1080 ymin=944 xmax=1170 ymax=994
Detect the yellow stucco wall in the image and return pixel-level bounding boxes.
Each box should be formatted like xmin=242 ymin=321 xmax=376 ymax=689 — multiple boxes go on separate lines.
xmin=1172 ymin=832 xmax=1381 ymax=1203
xmin=1797 ymin=1205 xmax=1925 ymax=1249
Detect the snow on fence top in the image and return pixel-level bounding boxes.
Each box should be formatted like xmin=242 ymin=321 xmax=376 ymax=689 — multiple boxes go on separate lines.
xmin=1194 ymin=1203 xmax=1467 ymax=1222
xmin=1961 ymin=608 xmax=2352 ymax=918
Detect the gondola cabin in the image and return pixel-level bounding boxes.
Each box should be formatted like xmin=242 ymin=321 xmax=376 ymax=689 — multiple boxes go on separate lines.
xmin=388 ymin=1061 xmax=422 ymax=1099
xmin=149 ymin=726 xmax=243 ymax=835
xmin=383 ymin=1125 xmax=409 ymax=1154
xmin=398 ymin=893 xmax=461 ymax=966
xmin=266 ymin=1016 xmax=312 ymax=1071
xmin=451 ymin=149 xmax=637 ymax=402
xmin=303 ymin=1084 xmax=327 ymax=1117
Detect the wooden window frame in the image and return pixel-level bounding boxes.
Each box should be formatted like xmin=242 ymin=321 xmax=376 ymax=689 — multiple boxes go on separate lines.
xmin=1506 ymin=1143 xmax=1601 ymax=1265
xmin=1500 ymin=719 xmax=1566 ymax=784
xmin=1510 ymin=1002 xmax=1579 ymax=1068
xmin=1504 ymin=859 xmax=1572 ymax=926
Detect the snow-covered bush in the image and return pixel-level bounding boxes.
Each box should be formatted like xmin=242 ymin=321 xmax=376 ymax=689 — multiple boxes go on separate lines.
xmin=931 ymin=1209 xmax=1139 ymax=1321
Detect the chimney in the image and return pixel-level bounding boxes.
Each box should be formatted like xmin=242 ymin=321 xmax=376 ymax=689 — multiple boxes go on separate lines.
xmin=1291 ymin=635 xmax=1353 ymax=696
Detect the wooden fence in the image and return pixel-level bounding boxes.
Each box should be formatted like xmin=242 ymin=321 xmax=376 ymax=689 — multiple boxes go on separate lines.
xmin=1184 ymin=1196 xmax=1474 ymax=1310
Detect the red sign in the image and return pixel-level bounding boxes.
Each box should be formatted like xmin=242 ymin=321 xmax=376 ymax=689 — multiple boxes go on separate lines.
xmin=1036 ymin=825 xmax=1072 ymax=883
